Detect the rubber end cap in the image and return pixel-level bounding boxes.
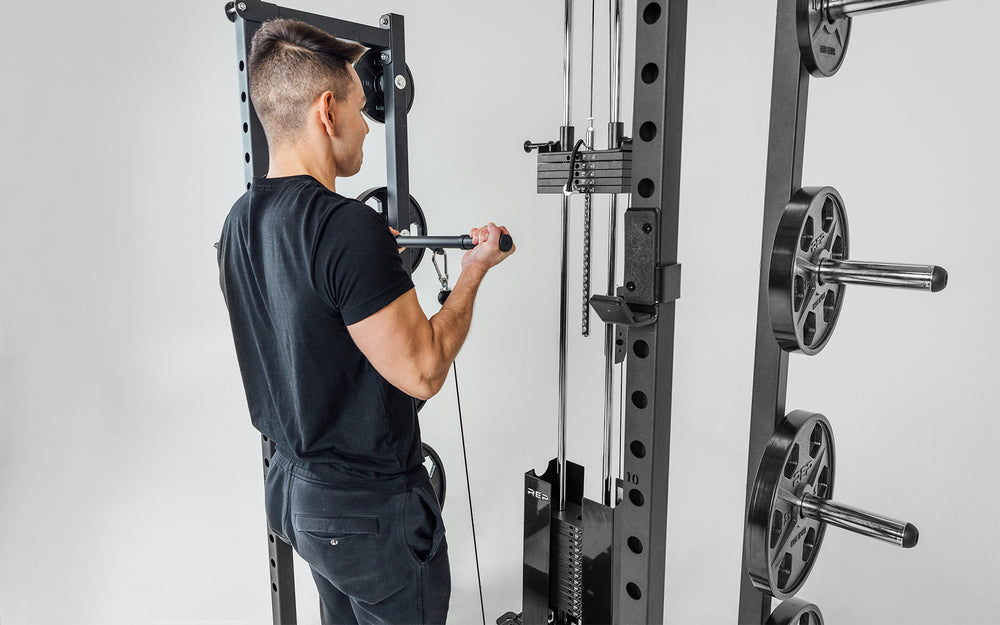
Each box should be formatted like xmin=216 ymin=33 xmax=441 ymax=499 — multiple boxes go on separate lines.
xmin=902 ymin=523 xmax=919 ymax=548
xmin=931 ymin=267 xmax=948 ymax=292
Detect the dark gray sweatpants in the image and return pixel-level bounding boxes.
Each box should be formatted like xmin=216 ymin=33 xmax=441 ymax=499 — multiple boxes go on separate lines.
xmin=265 ymin=450 xmax=451 ymax=625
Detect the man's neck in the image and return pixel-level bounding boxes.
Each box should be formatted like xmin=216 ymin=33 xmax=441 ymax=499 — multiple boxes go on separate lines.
xmin=267 ymin=147 xmax=338 ymax=193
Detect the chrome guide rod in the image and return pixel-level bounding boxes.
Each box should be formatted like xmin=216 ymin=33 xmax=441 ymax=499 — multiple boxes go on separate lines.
xmin=557 ymin=0 xmax=575 ymax=513
xmin=602 ymin=0 xmax=625 ymax=508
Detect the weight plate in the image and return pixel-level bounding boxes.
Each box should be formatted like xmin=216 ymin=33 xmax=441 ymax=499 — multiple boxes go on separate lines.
xmin=357 ymin=186 xmax=427 ymax=273
xmin=797 ymin=0 xmax=851 ymax=78
xmin=766 ymin=597 xmax=825 ymax=625
xmin=421 ymin=442 xmax=446 ymax=509
xmin=354 ymin=49 xmax=415 ymax=124
xmin=769 ymin=187 xmax=849 ymax=355
xmin=747 ymin=410 xmax=835 ymax=599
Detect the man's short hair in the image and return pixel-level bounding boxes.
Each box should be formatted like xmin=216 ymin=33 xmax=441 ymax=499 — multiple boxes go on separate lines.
xmin=248 ymin=19 xmax=367 ymax=147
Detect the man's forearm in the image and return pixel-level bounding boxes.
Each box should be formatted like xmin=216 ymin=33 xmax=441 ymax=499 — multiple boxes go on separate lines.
xmin=425 ymin=263 xmax=488 ymax=390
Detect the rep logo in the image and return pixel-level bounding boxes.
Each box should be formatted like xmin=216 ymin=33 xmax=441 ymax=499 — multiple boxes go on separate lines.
xmin=527 ymin=488 xmax=549 ymax=502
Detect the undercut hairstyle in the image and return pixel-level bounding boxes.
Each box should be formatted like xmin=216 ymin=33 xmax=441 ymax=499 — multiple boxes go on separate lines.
xmin=248 ymin=19 xmax=367 ymax=147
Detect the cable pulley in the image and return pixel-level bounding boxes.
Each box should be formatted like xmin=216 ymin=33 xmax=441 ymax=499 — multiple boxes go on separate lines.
xmin=354 ymin=49 xmax=415 ymax=123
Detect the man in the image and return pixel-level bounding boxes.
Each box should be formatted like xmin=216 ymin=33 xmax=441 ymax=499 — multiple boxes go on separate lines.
xmin=217 ymin=18 xmax=514 ymax=625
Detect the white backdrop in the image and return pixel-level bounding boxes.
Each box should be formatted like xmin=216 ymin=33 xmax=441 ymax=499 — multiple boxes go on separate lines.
xmin=1 ymin=1 xmax=998 ymax=624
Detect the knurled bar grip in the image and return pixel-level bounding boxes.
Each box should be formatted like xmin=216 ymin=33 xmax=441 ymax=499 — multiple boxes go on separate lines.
xmin=817 ymin=258 xmax=947 ymax=291
xmin=826 ymin=0 xmax=949 ymax=18
xmin=396 ymin=234 xmax=514 ymax=252
xmin=800 ymin=493 xmax=919 ymax=548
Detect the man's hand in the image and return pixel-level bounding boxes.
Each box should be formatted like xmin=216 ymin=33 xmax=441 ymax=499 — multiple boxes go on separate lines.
xmin=463 ymin=222 xmax=515 ymax=272
xmin=389 ymin=226 xmax=404 ymax=254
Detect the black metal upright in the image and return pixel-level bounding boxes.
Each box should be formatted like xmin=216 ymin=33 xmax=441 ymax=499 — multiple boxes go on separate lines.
xmin=613 ymin=2 xmax=686 ymax=624
xmin=738 ymin=2 xmax=809 ymax=622
xmin=225 ymin=3 xmax=411 ymax=623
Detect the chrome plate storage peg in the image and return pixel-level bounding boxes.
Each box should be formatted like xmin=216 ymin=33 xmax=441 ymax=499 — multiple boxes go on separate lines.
xmin=798 ymin=0 xmax=852 ymax=78
xmin=766 ymin=597 xmax=824 ymax=625
xmin=770 ymin=186 xmax=848 ymax=355
xmin=358 ymin=186 xmax=428 ymax=273
xmin=747 ymin=410 xmax=919 ymax=599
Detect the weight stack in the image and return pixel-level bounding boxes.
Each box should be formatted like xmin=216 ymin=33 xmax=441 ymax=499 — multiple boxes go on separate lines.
xmin=522 ymin=459 xmax=614 ymax=625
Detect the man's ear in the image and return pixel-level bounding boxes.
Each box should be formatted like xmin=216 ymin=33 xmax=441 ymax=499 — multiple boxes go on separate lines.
xmin=317 ymin=91 xmax=337 ymax=137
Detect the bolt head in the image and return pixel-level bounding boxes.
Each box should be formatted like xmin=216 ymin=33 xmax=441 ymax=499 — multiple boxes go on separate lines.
xmin=380 ymin=52 xmax=390 ymax=63
xmin=394 ymin=74 xmax=407 ymax=90
xmin=380 ymin=16 xmax=389 ymax=25
xmin=237 ymin=2 xmax=246 ymax=10
xmin=642 ymin=223 xmax=653 ymax=233
xmin=626 ymin=282 xmax=636 ymax=291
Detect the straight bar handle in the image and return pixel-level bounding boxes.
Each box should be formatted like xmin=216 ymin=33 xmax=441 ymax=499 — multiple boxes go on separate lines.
xmin=396 ymin=234 xmax=514 ymax=252
xmin=800 ymin=493 xmax=919 ymax=548
xmin=818 ymin=258 xmax=947 ymax=292
xmin=826 ymin=0 xmax=950 ymax=19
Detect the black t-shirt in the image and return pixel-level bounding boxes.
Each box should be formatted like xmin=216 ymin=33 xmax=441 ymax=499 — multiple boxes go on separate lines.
xmin=218 ymin=175 xmax=423 ymax=491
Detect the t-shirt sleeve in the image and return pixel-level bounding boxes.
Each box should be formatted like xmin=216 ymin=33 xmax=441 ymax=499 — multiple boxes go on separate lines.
xmin=313 ymin=200 xmax=415 ymax=325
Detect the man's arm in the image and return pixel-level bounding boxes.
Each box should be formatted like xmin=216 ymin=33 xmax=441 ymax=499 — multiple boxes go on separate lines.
xmin=347 ymin=223 xmax=513 ymax=400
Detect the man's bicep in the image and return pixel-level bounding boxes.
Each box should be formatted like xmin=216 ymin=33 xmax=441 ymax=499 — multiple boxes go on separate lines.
xmin=347 ymin=288 xmax=433 ymax=396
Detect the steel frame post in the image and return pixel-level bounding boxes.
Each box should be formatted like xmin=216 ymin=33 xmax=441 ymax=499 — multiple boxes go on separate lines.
xmin=226 ymin=3 xmax=410 ymax=624
xmin=737 ymin=2 xmax=812 ymax=623
xmin=612 ymin=2 xmax=686 ymax=624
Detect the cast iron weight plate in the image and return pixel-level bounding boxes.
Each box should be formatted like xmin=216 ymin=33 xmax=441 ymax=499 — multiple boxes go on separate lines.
xmin=354 ymin=48 xmax=415 ymax=124
xmin=766 ymin=597 xmax=825 ymax=625
xmin=798 ymin=0 xmax=852 ymax=78
xmin=358 ymin=186 xmax=427 ymax=273
xmin=747 ymin=410 xmax=834 ymax=599
xmin=769 ymin=187 xmax=848 ymax=355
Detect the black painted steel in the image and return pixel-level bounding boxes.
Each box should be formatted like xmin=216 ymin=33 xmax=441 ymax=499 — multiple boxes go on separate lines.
xmin=738 ymin=0 xmax=810 ymax=620
xmin=229 ymin=0 xmax=390 ymax=47
xmin=612 ymin=3 xmax=687 ymax=624
xmin=261 ymin=436 xmax=297 ymax=624
xmin=358 ymin=186 xmax=427 ymax=272
xmin=355 ymin=48 xmax=415 ymax=124
xmin=765 ymin=597 xmax=824 ymax=625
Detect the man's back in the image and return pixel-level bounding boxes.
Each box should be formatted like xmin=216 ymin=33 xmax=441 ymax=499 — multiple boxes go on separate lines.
xmin=219 ymin=174 xmax=423 ymax=489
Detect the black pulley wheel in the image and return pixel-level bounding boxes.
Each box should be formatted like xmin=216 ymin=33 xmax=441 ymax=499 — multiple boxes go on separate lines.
xmin=354 ymin=49 xmax=415 ymax=124
xmin=747 ymin=410 xmax=835 ymax=599
xmin=798 ymin=0 xmax=851 ymax=78
xmin=357 ymin=186 xmax=427 ymax=273
xmin=766 ymin=597 xmax=825 ymax=625
xmin=769 ymin=187 xmax=848 ymax=355
xmin=421 ymin=442 xmax=446 ymax=509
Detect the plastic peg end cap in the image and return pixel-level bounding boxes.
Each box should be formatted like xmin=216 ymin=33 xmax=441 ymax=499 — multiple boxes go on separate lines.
xmin=931 ymin=266 xmax=948 ymax=292
xmin=902 ymin=523 xmax=919 ymax=548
